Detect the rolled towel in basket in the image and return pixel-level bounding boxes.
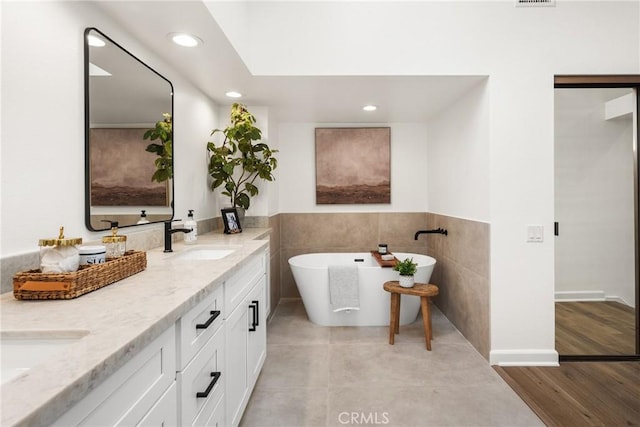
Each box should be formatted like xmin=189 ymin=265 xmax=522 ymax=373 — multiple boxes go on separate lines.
xmin=329 ymin=264 xmax=360 ymax=313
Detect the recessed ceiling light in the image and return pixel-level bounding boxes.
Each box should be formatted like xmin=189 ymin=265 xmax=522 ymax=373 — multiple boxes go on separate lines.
xmin=225 ymin=91 xmax=243 ymax=98
xmin=363 ymin=105 xmax=377 ymax=112
xmin=87 ymin=34 xmax=105 ymax=47
xmin=169 ymin=33 xmax=202 ymax=47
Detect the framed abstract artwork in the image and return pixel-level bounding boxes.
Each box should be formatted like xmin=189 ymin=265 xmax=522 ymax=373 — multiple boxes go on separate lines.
xmin=315 ymin=127 xmax=391 ymax=204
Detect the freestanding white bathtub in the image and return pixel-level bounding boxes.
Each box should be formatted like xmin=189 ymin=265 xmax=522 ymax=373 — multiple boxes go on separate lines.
xmin=288 ymin=252 xmax=436 ymax=326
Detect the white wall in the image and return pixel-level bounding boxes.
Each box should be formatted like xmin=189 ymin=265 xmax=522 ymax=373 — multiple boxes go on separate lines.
xmin=555 ymin=88 xmax=636 ymax=307
xmin=1 ymin=1 xmax=220 ymax=256
xmin=277 ymin=122 xmax=428 ymax=213
xmin=267 ymin=110 xmax=280 ymax=217
xmin=212 ymin=1 xmax=639 ymax=365
xmin=2 ymin=0 xmax=638 ymax=365
xmin=427 ymin=79 xmax=490 ymax=222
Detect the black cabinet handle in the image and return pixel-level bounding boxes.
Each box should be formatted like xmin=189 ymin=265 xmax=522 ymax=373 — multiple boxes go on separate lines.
xmin=196 ymin=371 xmax=221 ymax=398
xmin=196 ymin=310 xmax=221 ymax=330
xmin=252 ymin=300 xmax=260 ymax=327
xmin=249 ymin=302 xmax=257 ymax=332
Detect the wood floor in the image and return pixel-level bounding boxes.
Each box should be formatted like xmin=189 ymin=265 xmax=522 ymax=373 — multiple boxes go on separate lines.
xmin=495 ymin=301 xmax=639 ymax=426
xmin=556 ymin=301 xmax=636 ymax=355
xmin=495 ymin=362 xmax=640 ymax=427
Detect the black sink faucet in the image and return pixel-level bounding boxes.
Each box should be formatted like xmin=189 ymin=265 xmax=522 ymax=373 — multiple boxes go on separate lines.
xmin=164 ymin=220 xmax=192 ymax=253
xmin=414 ymin=228 xmax=448 ymax=240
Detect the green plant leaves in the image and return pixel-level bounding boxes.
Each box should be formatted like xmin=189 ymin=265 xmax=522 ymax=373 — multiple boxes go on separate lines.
xmin=143 ymin=113 xmax=172 ymax=183
xmin=393 ymin=257 xmax=418 ymax=275
xmin=206 ymin=103 xmax=278 ymax=210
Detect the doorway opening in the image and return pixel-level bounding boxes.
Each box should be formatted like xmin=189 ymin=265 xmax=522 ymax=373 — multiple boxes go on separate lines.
xmin=554 ymin=75 xmax=639 ymax=361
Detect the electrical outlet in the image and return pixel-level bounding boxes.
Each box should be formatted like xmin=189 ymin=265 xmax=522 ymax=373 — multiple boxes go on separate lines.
xmin=526 ymin=225 xmax=544 ymax=242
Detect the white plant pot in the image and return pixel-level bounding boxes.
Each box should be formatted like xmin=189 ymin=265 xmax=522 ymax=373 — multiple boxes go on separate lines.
xmin=399 ymin=275 xmax=415 ymax=288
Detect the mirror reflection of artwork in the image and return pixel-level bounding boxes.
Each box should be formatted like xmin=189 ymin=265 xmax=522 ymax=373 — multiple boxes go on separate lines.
xmin=90 ymin=128 xmax=168 ymax=206
xmin=315 ymin=127 xmax=391 ymax=204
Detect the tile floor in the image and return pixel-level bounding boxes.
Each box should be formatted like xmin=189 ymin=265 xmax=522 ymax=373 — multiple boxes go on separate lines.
xmin=240 ymin=299 xmax=543 ymax=427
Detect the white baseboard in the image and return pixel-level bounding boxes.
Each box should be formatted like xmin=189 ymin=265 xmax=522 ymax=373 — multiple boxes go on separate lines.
xmin=605 ymin=295 xmax=634 ymax=307
xmin=490 ymin=349 xmax=559 ymax=367
xmin=555 ymin=291 xmax=634 ymax=307
xmin=554 ymin=290 xmax=605 ymax=302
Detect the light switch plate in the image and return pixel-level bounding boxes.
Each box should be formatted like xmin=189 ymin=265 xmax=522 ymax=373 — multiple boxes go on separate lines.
xmin=527 ymin=225 xmax=544 ymax=242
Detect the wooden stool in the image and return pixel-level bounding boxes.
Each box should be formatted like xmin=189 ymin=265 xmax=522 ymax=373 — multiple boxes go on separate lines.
xmin=383 ymin=281 xmax=439 ymax=350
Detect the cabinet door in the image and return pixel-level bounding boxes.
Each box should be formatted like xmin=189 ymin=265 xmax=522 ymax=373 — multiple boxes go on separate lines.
xmin=224 ymin=254 xmax=264 ymax=318
xmin=224 ymin=297 xmax=250 ymax=427
xmin=264 ymin=248 xmax=271 ymax=319
xmin=137 ymin=383 xmax=177 ymax=426
xmin=53 ymin=326 xmax=176 ymax=426
xmin=247 ymin=277 xmax=267 ymax=388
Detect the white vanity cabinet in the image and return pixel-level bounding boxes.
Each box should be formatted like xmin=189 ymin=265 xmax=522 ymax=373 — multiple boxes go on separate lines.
xmin=49 ymin=246 xmax=267 ymax=427
xmin=176 ymin=284 xmax=226 ymax=426
xmin=225 ymin=253 xmax=267 ymax=427
xmin=52 ymin=325 xmax=177 ymax=426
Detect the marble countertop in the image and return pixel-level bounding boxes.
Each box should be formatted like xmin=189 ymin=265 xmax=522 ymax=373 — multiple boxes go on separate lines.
xmin=0 ymin=229 xmax=270 ymax=427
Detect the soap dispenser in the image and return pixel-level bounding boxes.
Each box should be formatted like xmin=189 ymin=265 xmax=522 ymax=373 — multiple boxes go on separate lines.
xmin=184 ymin=210 xmax=197 ymax=244
xmin=101 ymin=221 xmax=127 ymax=258
xmin=137 ymin=210 xmax=150 ymax=224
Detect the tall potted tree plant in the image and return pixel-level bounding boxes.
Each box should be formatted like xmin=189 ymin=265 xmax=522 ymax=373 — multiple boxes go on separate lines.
xmin=207 ymin=103 xmax=278 ymax=221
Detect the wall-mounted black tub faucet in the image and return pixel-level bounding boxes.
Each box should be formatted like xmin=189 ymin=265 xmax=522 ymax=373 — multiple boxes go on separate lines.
xmin=414 ymin=228 xmax=448 ymax=240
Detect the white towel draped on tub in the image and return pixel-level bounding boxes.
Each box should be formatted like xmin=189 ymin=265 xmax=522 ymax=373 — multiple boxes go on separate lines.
xmin=328 ymin=265 xmax=360 ymax=313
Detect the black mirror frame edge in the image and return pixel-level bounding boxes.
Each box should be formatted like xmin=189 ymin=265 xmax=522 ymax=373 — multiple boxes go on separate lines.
xmin=83 ymin=27 xmax=175 ymax=232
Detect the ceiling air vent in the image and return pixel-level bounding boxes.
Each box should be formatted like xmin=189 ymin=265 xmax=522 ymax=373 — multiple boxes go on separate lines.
xmin=516 ymin=0 xmax=556 ymax=7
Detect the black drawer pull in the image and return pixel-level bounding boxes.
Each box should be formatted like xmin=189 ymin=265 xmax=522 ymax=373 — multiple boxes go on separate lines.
xmin=195 ymin=310 xmax=221 ymax=330
xmin=249 ymin=302 xmax=257 ymax=332
xmin=252 ymin=300 xmax=260 ymax=327
xmin=196 ymin=371 xmax=221 ymax=398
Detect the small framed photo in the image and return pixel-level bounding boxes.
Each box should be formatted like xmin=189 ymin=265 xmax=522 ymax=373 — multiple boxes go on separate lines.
xmin=221 ymin=208 xmax=242 ymax=234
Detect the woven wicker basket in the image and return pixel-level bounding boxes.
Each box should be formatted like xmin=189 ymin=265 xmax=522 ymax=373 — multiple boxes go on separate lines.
xmin=13 ymin=250 xmax=146 ymax=300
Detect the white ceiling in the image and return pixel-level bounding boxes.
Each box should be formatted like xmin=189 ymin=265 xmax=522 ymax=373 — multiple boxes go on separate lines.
xmin=95 ymin=1 xmax=486 ymax=123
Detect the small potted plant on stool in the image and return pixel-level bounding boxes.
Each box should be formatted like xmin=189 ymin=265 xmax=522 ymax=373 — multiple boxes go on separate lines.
xmin=394 ymin=257 xmax=418 ymax=288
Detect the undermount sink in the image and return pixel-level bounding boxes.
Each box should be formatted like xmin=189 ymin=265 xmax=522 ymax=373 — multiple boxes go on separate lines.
xmin=169 ymin=245 xmax=241 ymax=261
xmin=1 ymin=330 xmax=89 ymax=384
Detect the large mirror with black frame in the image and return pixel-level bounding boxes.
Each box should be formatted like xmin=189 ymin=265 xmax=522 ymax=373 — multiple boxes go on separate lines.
xmin=84 ymin=27 xmax=174 ymax=231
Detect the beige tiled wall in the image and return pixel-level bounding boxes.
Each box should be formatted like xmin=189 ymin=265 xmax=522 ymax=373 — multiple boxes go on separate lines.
xmin=426 ymin=213 xmax=490 ymax=360
xmin=274 ymin=211 xmax=490 ymax=360
xmin=279 ymin=212 xmax=429 ymax=299
xmin=268 ymin=215 xmax=281 ymax=317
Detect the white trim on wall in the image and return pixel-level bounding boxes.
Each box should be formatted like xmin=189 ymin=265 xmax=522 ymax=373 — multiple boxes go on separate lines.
xmin=490 ymin=349 xmax=560 ymax=367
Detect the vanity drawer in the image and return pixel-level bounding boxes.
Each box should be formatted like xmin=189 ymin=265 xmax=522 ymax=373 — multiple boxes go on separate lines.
xmin=224 ymin=254 xmax=264 ymax=318
xmin=178 ymin=324 xmax=225 ymax=426
xmin=177 ymin=283 xmax=224 ymax=370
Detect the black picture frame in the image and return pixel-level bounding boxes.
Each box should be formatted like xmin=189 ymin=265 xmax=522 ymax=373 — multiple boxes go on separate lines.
xmin=221 ymin=208 xmax=242 ymax=234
